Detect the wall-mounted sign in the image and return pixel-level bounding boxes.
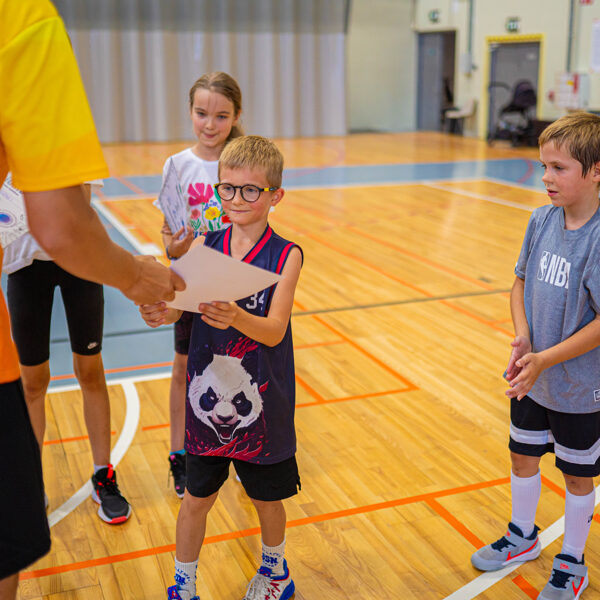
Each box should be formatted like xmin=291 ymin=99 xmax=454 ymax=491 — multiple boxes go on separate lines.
xmin=505 ymin=16 xmax=520 ymax=33
xmin=428 ymin=9 xmax=440 ymax=23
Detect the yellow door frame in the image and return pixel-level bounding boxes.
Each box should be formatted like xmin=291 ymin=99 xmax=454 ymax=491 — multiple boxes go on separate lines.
xmin=481 ymin=34 xmax=545 ymax=140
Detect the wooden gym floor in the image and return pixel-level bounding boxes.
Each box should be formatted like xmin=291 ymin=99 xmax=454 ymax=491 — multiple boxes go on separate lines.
xmin=15 ymin=132 xmax=600 ymax=600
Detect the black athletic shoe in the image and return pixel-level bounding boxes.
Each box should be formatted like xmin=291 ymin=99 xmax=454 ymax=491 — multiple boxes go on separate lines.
xmin=91 ymin=464 xmax=132 ymax=524
xmin=169 ymin=453 xmax=186 ymax=499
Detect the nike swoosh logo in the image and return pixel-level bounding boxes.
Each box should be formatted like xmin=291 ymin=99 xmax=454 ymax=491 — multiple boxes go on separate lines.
xmin=507 ymin=540 xmax=538 ymax=560
xmin=573 ymin=578 xmax=585 ymax=595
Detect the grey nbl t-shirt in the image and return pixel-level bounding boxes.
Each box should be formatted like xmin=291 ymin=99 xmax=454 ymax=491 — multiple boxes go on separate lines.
xmin=515 ymin=205 xmax=600 ymax=413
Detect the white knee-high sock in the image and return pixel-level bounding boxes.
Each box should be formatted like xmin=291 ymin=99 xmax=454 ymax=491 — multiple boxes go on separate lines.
xmin=174 ymin=558 xmax=198 ymax=600
xmin=562 ymin=488 xmax=595 ymax=562
xmin=510 ymin=471 xmax=541 ymax=537
xmin=262 ymin=538 xmax=286 ymax=576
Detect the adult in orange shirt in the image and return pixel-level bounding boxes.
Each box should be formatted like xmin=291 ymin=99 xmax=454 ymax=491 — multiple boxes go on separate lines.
xmin=0 ymin=1 xmax=184 ymax=597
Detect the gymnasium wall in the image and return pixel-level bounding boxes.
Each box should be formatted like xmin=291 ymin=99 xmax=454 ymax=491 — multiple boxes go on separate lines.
xmin=395 ymin=0 xmax=600 ymax=138
xmin=347 ymin=0 xmax=417 ymax=132
xmin=54 ymin=0 xmax=349 ymax=143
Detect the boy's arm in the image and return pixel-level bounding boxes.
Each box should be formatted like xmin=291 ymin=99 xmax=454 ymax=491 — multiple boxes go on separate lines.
xmin=198 ymin=247 xmax=303 ymax=347
xmin=505 ymin=276 xmax=531 ymax=381
xmin=507 ymin=313 xmax=600 ymax=400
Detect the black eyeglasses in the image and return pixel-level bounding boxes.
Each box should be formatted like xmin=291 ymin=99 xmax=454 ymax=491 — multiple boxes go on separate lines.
xmin=214 ymin=183 xmax=278 ymax=203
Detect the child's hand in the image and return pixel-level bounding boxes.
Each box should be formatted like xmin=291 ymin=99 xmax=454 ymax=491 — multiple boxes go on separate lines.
xmin=506 ymin=352 xmax=544 ymax=400
xmin=139 ymin=301 xmax=169 ymax=328
xmin=167 ymin=226 xmax=194 ymax=259
xmin=199 ymin=301 xmax=239 ymax=330
xmin=505 ymin=335 xmax=532 ymax=381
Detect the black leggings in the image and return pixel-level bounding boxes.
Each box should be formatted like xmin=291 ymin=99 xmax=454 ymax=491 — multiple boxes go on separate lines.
xmin=7 ymin=260 xmax=104 ymax=366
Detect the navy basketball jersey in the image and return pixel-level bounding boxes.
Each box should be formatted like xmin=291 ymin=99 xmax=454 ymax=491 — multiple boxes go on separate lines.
xmin=185 ymin=225 xmax=302 ymax=464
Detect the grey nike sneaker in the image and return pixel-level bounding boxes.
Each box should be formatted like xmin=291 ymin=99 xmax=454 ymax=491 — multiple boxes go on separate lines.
xmin=538 ymin=554 xmax=588 ymax=600
xmin=471 ymin=522 xmax=541 ymax=571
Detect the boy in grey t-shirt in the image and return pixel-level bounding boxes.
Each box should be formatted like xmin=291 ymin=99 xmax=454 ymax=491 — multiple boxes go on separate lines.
xmin=472 ymin=112 xmax=600 ymax=600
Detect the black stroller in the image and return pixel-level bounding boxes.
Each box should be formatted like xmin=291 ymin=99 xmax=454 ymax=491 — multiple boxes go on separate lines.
xmin=487 ymin=79 xmax=537 ymax=146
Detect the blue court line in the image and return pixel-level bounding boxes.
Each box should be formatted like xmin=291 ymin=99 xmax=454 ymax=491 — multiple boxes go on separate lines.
xmin=97 ymin=158 xmax=544 ymax=198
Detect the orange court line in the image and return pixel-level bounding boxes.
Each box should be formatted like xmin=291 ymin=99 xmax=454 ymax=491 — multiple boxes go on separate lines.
xmin=50 ymin=342 xmax=346 ymax=384
xmin=541 ymin=475 xmax=566 ymax=499
xmin=21 ymin=476 xmax=510 ymax=581
xmin=142 ymin=388 xmax=412 ymax=431
xmin=511 ymin=575 xmax=540 ymax=599
xmin=276 ymin=214 xmax=516 ymax=341
xmin=295 ymin=374 xmax=326 ymax=403
xmin=311 ymin=314 xmax=418 ymax=390
xmin=426 ymin=498 xmax=540 ymax=597
xmin=43 ymin=431 xmax=116 ymax=446
xmin=50 ymin=360 xmax=174 ymax=382
xmin=114 ymin=175 xmax=146 ymax=195
xmin=280 ymin=198 xmax=497 ymax=292
xmin=102 ymin=200 xmax=157 ymax=245
xmin=296 ymin=387 xmax=411 ymax=408
xmin=425 ymin=498 xmax=485 ymax=549
xmin=439 ymin=300 xmax=514 ymax=338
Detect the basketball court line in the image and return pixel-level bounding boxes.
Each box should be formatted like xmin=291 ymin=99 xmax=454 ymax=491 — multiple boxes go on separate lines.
xmin=22 ymin=476 xmax=511 ymax=580
xmin=92 ymin=198 xmax=161 ymax=255
xmin=47 ymin=380 xmax=140 ymax=527
xmin=423 ymin=182 xmax=537 ymax=212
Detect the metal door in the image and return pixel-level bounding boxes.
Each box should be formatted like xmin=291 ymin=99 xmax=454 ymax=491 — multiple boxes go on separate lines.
xmin=487 ymin=42 xmax=540 ymax=138
xmin=417 ymin=32 xmax=456 ymax=130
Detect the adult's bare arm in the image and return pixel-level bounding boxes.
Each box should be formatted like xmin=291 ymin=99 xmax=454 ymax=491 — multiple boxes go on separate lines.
xmin=23 ymin=185 xmax=185 ymax=304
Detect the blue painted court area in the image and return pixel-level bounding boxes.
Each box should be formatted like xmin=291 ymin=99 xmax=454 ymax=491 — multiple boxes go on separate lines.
xmin=101 ymin=157 xmax=545 ymax=199
xmin=2 ymin=157 xmax=545 ymax=387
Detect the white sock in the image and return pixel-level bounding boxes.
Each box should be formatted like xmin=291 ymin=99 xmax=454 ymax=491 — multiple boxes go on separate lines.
xmin=262 ymin=538 xmax=286 ymax=576
xmin=94 ymin=464 xmax=108 ymax=474
xmin=174 ymin=558 xmax=198 ymax=599
xmin=510 ymin=471 xmax=541 ymax=537
xmin=562 ymin=488 xmax=595 ymax=561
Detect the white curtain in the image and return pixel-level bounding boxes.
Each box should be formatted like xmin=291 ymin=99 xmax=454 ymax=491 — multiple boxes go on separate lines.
xmin=55 ymin=0 xmax=349 ymax=143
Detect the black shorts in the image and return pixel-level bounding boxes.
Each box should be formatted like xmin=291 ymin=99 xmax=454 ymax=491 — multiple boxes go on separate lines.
xmin=7 ymin=260 xmax=104 ymax=366
xmin=186 ymin=454 xmax=301 ymax=502
xmin=174 ymin=311 xmax=194 ymax=355
xmin=510 ymin=395 xmax=600 ymax=477
xmin=0 ymin=380 xmax=50 ymax=577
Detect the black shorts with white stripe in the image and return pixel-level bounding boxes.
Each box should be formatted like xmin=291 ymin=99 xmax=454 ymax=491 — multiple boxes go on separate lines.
xmin=509 ymin=395 xmax=600 ymax=477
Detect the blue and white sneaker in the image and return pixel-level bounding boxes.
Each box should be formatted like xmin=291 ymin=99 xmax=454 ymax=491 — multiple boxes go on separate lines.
xmin=471 ymin=522 xmax=541 ymax=571
xmin=538 ymin=554 xmax=588 ymax=600
xmin=243 ymin=559 xmax=295 ymax=600
xmin=166 ymin=584 xmax=199 ymax=600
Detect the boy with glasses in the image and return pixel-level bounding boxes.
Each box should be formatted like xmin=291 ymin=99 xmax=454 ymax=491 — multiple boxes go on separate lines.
xmin=140 ymin=135 xmax=302 ymax=600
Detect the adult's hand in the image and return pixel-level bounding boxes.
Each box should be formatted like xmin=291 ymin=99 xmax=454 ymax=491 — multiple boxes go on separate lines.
xmin=121 ymin=255 xmax=185 ymax=305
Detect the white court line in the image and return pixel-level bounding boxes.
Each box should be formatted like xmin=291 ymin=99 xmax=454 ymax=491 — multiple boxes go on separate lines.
xmin=47 ymin=380 xmax=141 ymax=527
xmin=443 ymin=486 xmax=600 ymax=599
xmin=48 ymin=369 xmax=172 ymax=394
xmin=423 ymin=182 xmax=536 ymax=213
xmin=483 ymin=176 xmax=546 ymax=194
xmin=92 ymin=198 xmax=162 ymax=256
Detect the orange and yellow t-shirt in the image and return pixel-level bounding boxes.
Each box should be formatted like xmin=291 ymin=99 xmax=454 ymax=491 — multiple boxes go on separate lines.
xmin=0 ymin=0 xmax=109 ymax=383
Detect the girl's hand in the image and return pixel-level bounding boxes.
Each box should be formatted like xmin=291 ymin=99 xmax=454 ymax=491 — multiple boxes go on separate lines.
xmin=199 ymin=301 xmax=239 ymax=330
xmin=505 ymin=335 xmax=532 ymax=381
xmin=139 ymin=302 xmax=169 ymax=328
xmin=506 ymin=352 xmax=545 ymax=400
xmin=167 ymin=226 xmax=194 ymax=259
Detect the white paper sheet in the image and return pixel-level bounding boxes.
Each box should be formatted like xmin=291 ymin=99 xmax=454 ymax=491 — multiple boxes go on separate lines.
xmin=156 ymin=159 xmax=187 ymax=235
xmin=166 ymin=243 xmax=281 ymax=312
xmin=0 ymin=175 xmax=29 ymax=248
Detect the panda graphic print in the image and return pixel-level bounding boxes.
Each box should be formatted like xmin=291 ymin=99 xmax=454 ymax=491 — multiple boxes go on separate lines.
xmin=184 ymin=225 xmax=300 ymax=465
xmin=187 ymin=339 xmax=269 ymax=460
